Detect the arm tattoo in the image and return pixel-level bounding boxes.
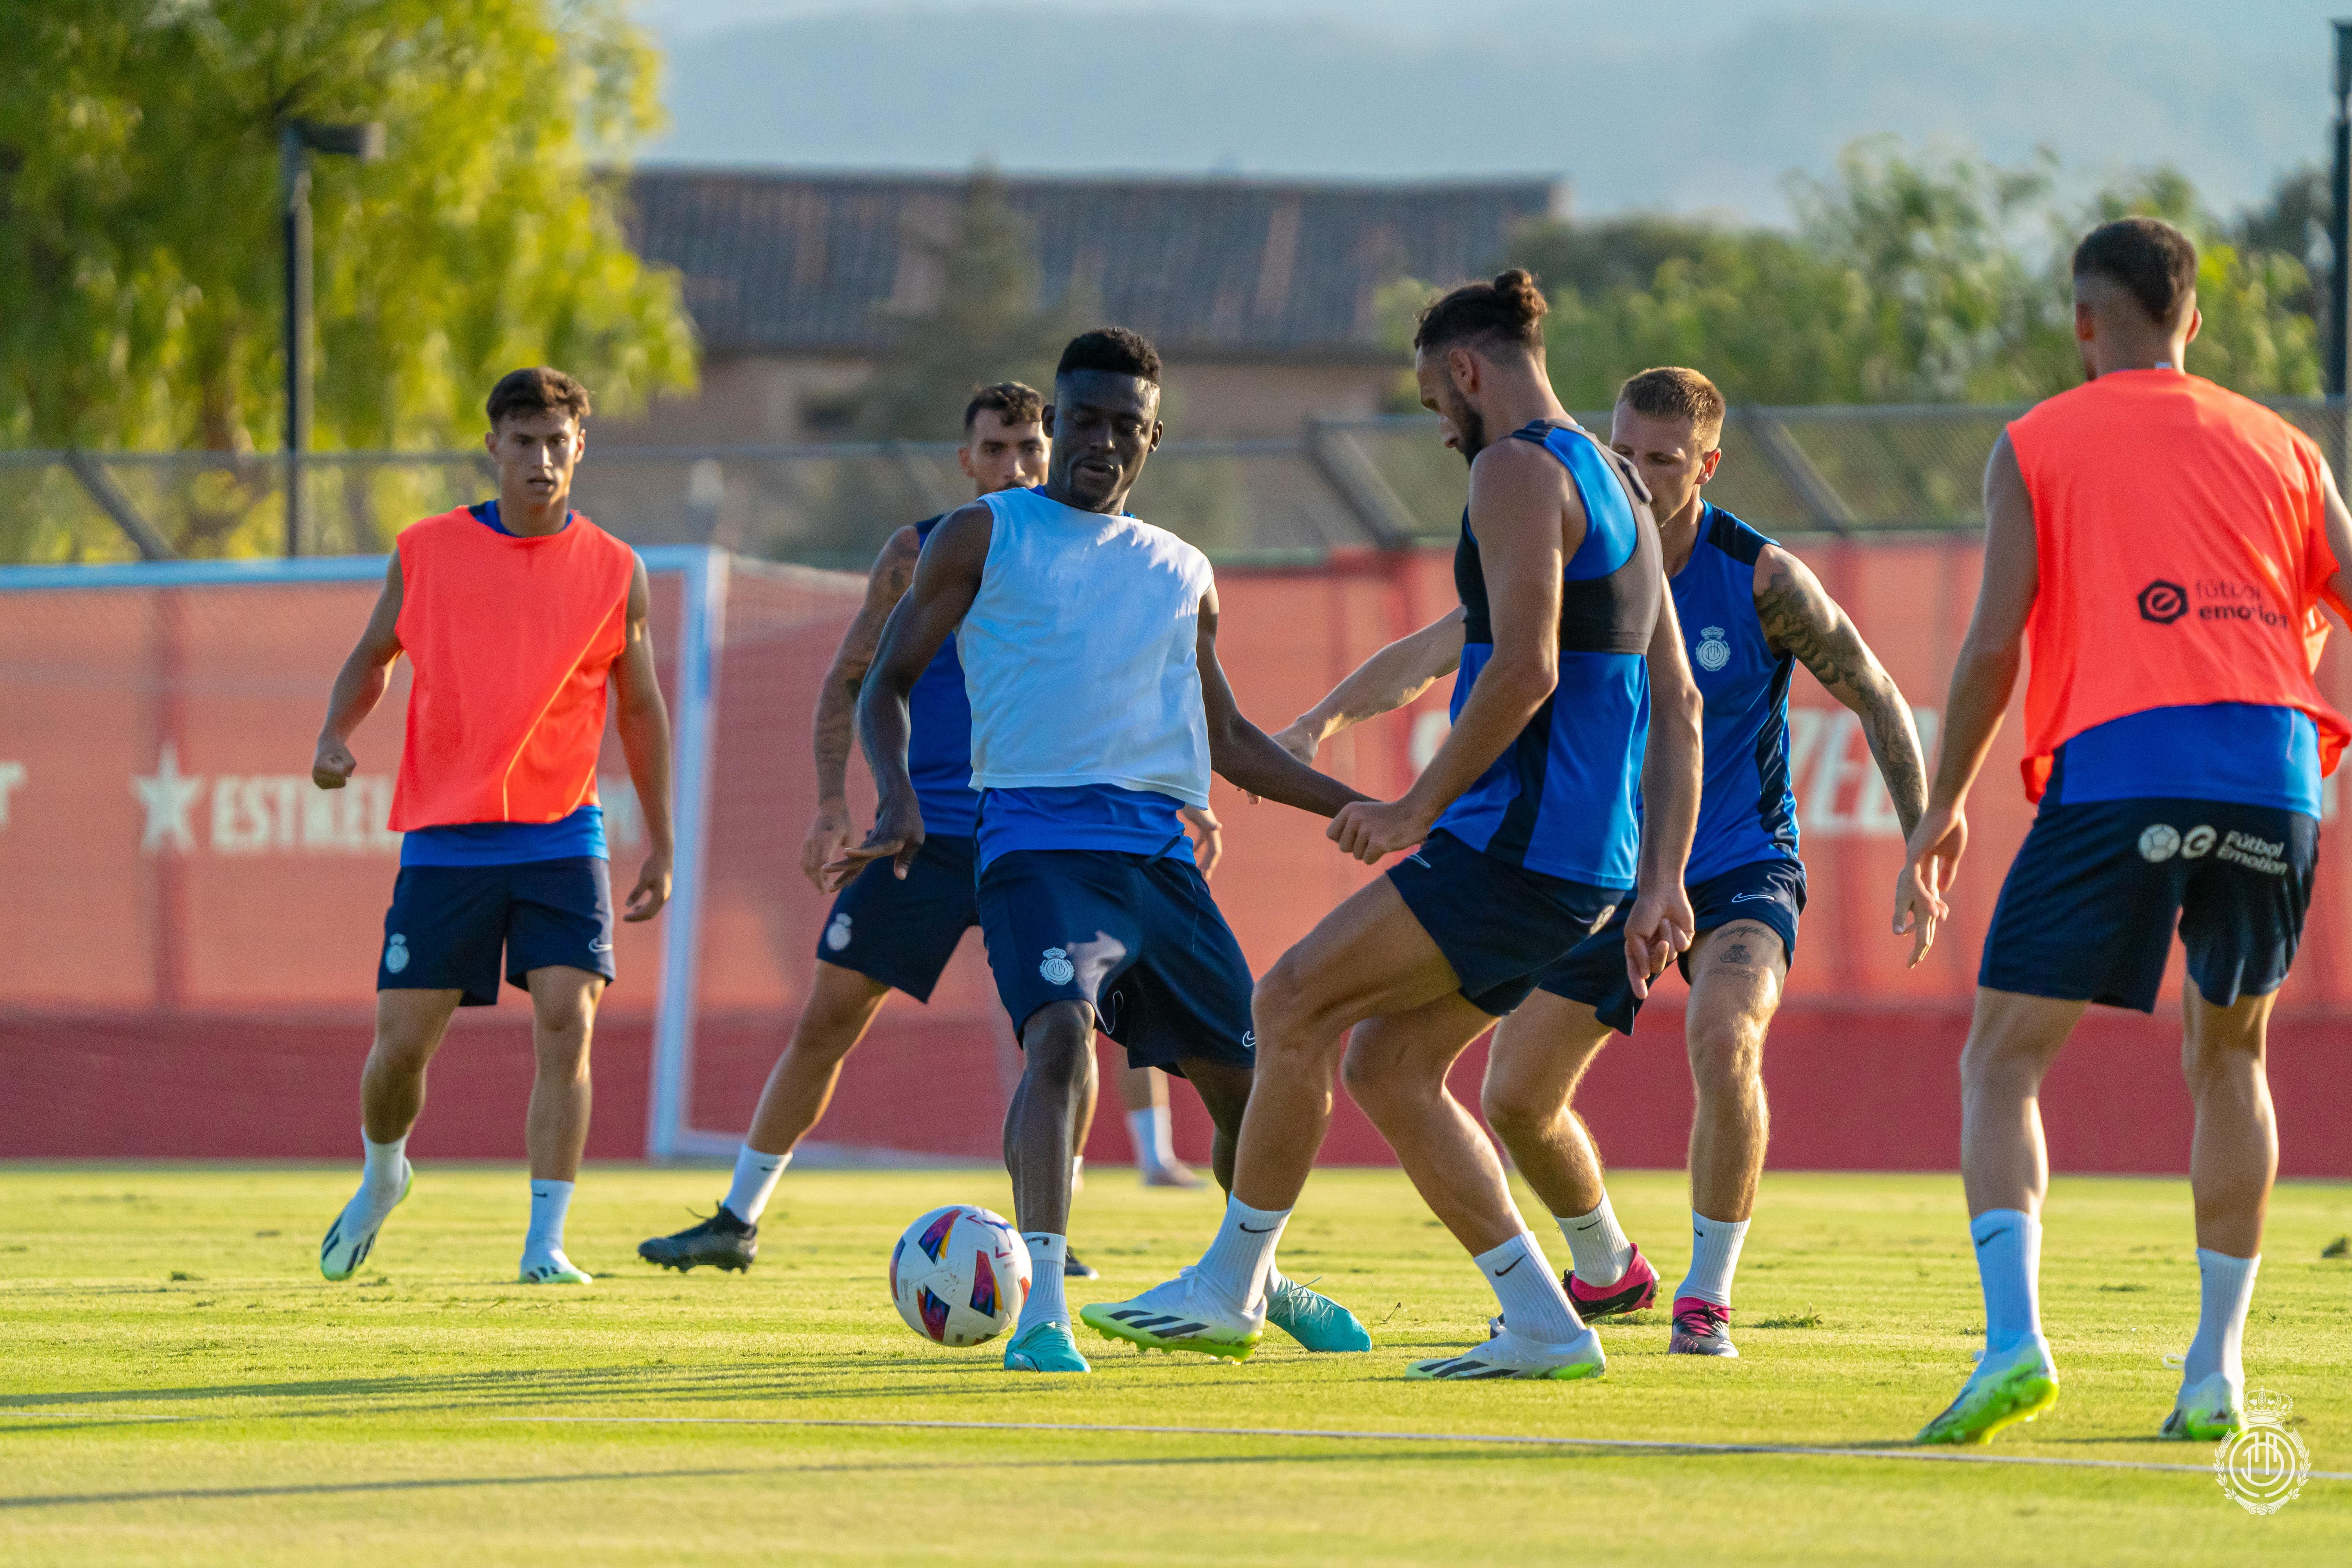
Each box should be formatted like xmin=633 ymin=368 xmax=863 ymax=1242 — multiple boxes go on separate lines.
xmin=813 ymin=535 xmax=919 ymax=804
xmin=1754 ymin=553 xmax=1929 ymax=839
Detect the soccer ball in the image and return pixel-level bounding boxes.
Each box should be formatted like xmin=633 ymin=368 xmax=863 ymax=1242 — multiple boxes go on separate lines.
xmin=889 ymin=1205 xmax=1031 ymax=1347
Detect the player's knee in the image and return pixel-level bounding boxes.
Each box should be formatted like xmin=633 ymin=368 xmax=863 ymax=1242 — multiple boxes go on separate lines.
xmin=1019 ymin=1007 xmax=1094 ymax=1091
xmin=1478 ymin=1075 xmax=1551 ymax=1140
xmin=1252 ymin=953 xmax=1336 ymax=1045
xmin=1688 ymin=1024 xmax=1762 ymax=1101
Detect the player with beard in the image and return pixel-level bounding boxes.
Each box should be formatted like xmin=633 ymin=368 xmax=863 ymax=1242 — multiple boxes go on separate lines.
xmin=1263 ymin=366 xmax=1927 ymax=1358
xmin=1087 ymin=272 xmax=1703 ymax=1379
xmin=830 ymin=328 xmax=1374 ymax=1372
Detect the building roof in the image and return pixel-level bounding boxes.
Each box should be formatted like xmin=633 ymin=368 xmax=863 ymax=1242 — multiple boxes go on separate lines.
xmin=626 ymin=169 xmax=1567 ymax=359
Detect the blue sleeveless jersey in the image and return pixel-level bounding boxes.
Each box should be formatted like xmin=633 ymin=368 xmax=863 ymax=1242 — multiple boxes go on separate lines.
xmin=1676 ymin=504 xmax=1800 ymax=885
xmin=1433 ymin=422 xmax=1659 ymax=888
xmin=907 ymin=514 xmax=978 ymax=837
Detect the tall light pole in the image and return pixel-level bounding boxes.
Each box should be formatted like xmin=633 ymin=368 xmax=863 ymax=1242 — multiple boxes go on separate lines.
xmin=2330 ymin=23 xmax=2352 ymax=398
xmin=280 ymin=118 xmax=383 ymax=557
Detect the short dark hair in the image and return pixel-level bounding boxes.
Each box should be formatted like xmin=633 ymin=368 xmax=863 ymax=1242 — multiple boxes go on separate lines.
xmin=2072 ymin=218 xmax=2198 ymax=328
xmin=1414 ymin=268 xmax=1548 ymax=357
xmin=1617 ymin=367 xmax=1726 ymax=445
xmin=486 ymin=367 xmax=592 ymax=429
xmin=1055 ymin=327 xmax=1161 ymax=385
xmin=963 ymin=380 xmax=1045 ymax=433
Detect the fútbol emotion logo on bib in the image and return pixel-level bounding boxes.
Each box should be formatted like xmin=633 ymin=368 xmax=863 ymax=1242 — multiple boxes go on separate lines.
xmin=2214 ymin=1388 xmax=2311 ymax=1515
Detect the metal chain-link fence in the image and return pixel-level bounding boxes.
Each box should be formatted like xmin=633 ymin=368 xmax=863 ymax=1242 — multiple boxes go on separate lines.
xmin=11 ymin=399 xmax=2350 ymax=566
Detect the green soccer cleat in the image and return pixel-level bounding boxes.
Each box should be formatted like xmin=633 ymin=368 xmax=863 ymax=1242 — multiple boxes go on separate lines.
xmin=519 ymin=1250 xmax=592 ymax=1285
xmin=1265 ymin=1276 xmax=1371 ymax=1352
xmin=1002 ymin=1320 xmax=1091 ymax=1373
xmin=1917 ymin=1341 xmax=2059 ymax=1446
xmin=2159 ymin=1372 xmax=2241 ymax=1442
xmin=1082 ymin=1272 xmax=1262 ymax=1362
xmin=319 ymin=1163 xmax=412 ymax=1282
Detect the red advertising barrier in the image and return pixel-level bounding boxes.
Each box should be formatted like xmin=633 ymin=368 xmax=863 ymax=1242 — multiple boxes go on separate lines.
xmin=2 ymin=539 xmax=2347 ymax=1174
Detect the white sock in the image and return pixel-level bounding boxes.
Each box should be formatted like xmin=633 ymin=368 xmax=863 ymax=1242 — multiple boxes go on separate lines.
xmin=361 ymin=1132 xmax=408 ymax=1205
xmin=1018 ymin=1232 xmax=1069 ymax=1333
xmin=525 ymin=1179 xmax=574 ymax=1259
xmin=1971 ymin=1208 xmax=2044 ymax=1356
xmin=1559 ymin=1197 xmax=1634 ymax=1286
xmin=1679 ymin=1211 xmax=1751 ymax=1307
xmin=1196 ymin=1197 xmax=1290 ymax=1311
xmin=1477 ymin=1232 xmax=1583 ymax=1344
xmin=724 ymin=1145 xmax=789 ymax=1223
xmin=2182 ymin=1249 xmax=2259 ymax=1387
xmin=1127 ymin=1106 xmax=1176 ymax=1174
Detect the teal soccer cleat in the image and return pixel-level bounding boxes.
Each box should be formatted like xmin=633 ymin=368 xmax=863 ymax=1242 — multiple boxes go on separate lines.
xmin=1003 ymin=1320 xmax=1092 ymax=1373
xmin=1265 ymin=1276 xmax=1372 ymax=1352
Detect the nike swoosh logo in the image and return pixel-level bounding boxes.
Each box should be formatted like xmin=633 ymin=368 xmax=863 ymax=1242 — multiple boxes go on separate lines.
xmin=1238 ymin=1223 xmax=1278 ymax=1234
xmin=1974 ymin=1228 xmax=2011 ymax=1249
xmin=1492 ymin=1257 xmax=1524 ymax=1278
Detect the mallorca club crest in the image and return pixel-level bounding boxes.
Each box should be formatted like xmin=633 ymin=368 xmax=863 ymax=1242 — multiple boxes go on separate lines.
xmin=2214 ymin=1388 xmax=2312 ymax=1516
xmin=383 ymin=933 xmax=410 ymax=974
xmin=825 ymin=913 xmax=852 ymax=952
xmin=1039 ymin=947 xmax=1075 ymax=985
xmin=1695 ymin=626 xmax=1731 ymax=672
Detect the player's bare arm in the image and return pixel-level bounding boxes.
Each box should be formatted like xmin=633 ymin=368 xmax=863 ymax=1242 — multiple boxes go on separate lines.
xmin=1194 ymin=583 xmax=1369 ymax=817
xmin=1273 ymin=606 xmax=1468 ymax=764
xmin=829 ymin=502 xmax=991 ymax=887
xmin=2318 ymin=458 xmax=2352 ymax=621
xmin=612 ymin=555 xmax=677 ymax=922
xmin=1895 ymin=432 xmax=2037 ymax=965
xmin=802 ymin=524 xmax=923 ymax=889
xmin=1177 ymin=804 xmax=1224 ymax=877
xmin=1752 ymin=542 xmax=1928 ymax=837
xmin=1330 ymin=438 xmax=1569 ymax=864
xmin=312 ymin=552 xmax=406 ymax=789
xmin=1627 ymin=584 xmax=1702 ymax=996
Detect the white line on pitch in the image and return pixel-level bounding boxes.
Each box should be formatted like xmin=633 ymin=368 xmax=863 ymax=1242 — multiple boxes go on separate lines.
xmin=487 ymin=1415 xmax=2349 ymax=1480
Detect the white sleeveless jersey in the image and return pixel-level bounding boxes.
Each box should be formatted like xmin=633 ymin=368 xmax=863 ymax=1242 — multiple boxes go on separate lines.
xmin=958 ymin=485 xmax=1215 ymax=808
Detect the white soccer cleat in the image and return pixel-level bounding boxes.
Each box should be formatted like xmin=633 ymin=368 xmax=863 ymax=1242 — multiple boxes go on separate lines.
xmin=1080 ymin=1269 xmax=1263 ymax=1361
xmin=2160 ymin=1370 xmax=2241 ymax=1442
xmin=519 ymin=1248 xmax=592 ymax=1285
xmin=319 ymin=1161 xmax=412 ymax=1282
xmin=1408 ymin=1325 xmax=1608 ymax=1381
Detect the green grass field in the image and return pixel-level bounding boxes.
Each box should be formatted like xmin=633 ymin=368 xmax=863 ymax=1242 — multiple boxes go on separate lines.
xmin=2 ymin=1163 xmax=2345 ymax=1564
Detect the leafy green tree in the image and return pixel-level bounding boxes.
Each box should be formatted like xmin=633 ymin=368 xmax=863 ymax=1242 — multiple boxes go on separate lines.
xmin=0 ymin=0 xmax=695 ymax=553
xmin=855 ymin=172 xmax=1092 ymax=440
xmin=1532 ymin=139 xmax=2319 ymax=410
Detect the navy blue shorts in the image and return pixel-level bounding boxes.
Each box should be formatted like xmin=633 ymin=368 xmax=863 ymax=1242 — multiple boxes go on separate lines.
xmin=378 ymin=857 xmax=616 ymax=1007
xmin=1980 ymin=798 xmax=2317 ymax=1013
xmin=1386 ymin=828 xmax=1627 ymax=1017
xmin=1535 ymin=857 xmax=1807 ymax=1034
xmin=976 ymin=849 xmax=1256 ymax=1076
xmin=817 ymin=833 xmax=979 ymax=1003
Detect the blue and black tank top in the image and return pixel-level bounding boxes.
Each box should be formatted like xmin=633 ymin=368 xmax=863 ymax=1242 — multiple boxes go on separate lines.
xmin=1433 ymin=421 xmax=1659 ymax=888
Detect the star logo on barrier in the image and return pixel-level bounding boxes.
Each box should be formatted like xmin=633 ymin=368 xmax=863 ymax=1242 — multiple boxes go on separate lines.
xmin=132 ymin=742 xmax=204 ymax=853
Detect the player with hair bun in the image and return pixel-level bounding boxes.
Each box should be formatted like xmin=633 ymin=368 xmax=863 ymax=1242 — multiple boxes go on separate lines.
xmin=1091 ymin=272 xmax=1706 ymax=1380
xmin=1265 ymin=362 xmax=1927 ymax=1360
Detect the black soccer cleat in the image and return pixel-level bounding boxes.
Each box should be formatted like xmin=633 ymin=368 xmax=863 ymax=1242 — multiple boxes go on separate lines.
xmin=638 ymin=1205 xmax=759 ymax=1273
xmin=1063 ymin=1247 xmax=1101 ymax=1279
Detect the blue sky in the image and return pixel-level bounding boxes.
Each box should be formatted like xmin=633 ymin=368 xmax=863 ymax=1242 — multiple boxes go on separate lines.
xmin=632 ymin=2 xmax=2349 ymax=221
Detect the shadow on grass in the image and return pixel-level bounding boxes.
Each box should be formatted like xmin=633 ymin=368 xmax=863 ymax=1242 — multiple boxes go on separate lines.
xmin=1 ymin=1449 xmax=1547 ymax=1510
